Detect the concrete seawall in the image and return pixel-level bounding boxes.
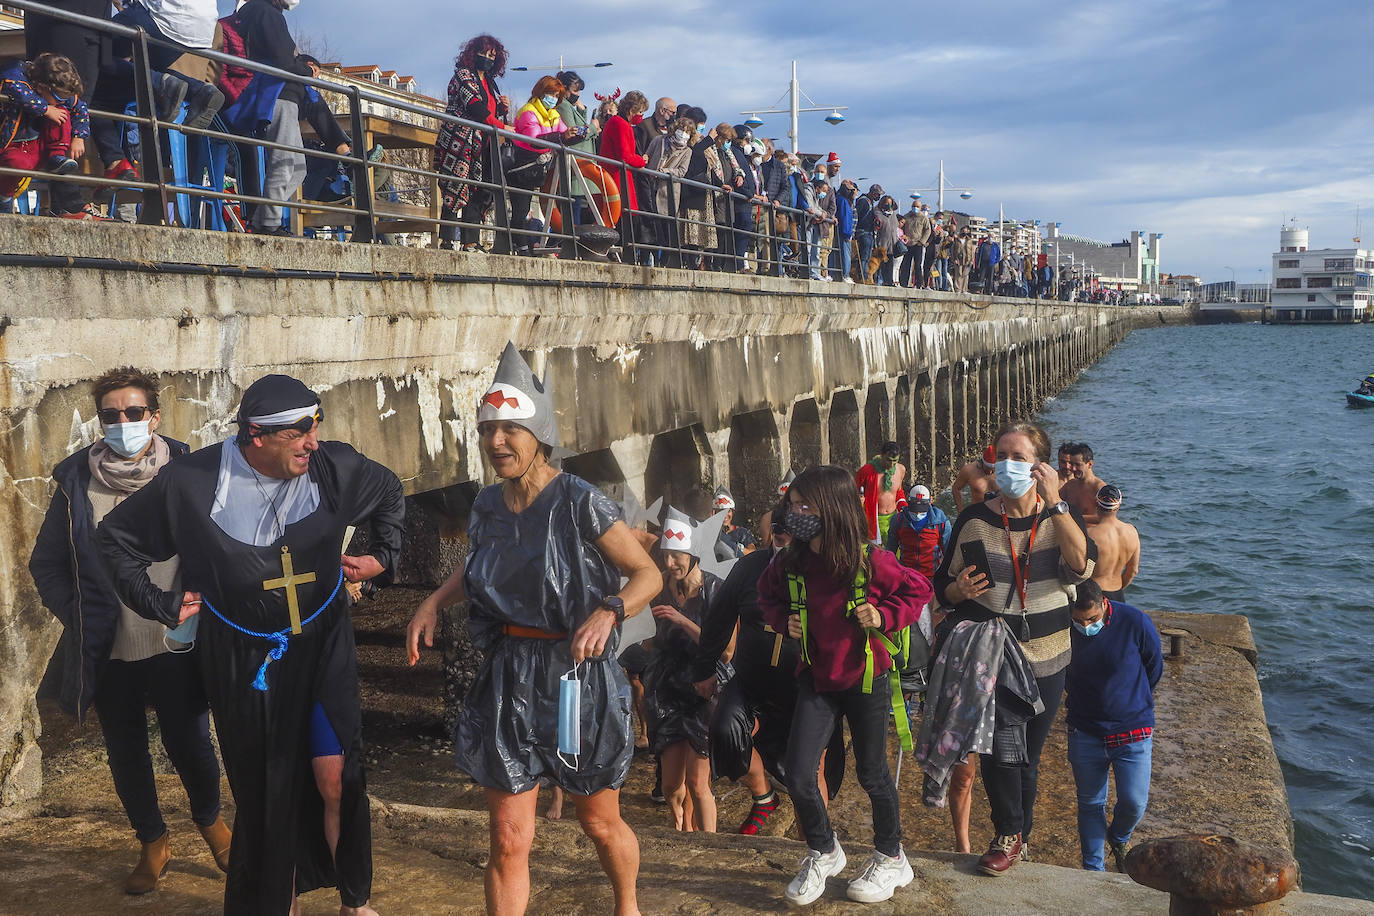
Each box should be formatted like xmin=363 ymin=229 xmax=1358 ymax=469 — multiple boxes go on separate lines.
xmin=2 ymin=215 xmax=1121 ymax=808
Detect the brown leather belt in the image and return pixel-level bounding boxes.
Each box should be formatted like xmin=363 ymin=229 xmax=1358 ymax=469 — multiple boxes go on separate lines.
xmin=501 ymin=624 xmax=569 ymax=640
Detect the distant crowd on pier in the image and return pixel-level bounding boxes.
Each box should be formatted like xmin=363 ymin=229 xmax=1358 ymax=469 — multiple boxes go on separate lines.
xmin=9 ymin=6 xmax=1111 ymax=298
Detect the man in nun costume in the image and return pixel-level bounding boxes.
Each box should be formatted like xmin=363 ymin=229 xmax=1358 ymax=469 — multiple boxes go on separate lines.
xmin=99 ymin=373 xmax=404 ymax=915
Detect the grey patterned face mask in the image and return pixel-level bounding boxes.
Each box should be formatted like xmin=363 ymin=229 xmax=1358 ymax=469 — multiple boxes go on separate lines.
xmin=783 ymin=510 xmax=822 ymax=542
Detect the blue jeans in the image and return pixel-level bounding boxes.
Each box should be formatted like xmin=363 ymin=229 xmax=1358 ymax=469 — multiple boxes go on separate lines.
xmin=1067 ymin=730 xmax=1152 ymax=870
xmin=856 ymin=230 xmax=875 ymax=280
xmin=807 ymin=224 xmax=824 ymax=279
xmin=836 ymin=234 xmax=852 ymax=279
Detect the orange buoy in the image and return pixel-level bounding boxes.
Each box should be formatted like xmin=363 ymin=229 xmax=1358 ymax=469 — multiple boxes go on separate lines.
xmin=547 ymin=160 xmax=621 ymax=233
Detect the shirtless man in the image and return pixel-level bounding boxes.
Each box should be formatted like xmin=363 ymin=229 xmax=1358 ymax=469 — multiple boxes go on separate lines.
xmin=1059 ymin=442 xmax=1106 ymax=524
xmin=1057 ymin=443 xmax=1075 ymax=483
xmin=951 ymin=444 xmax=997 ymax=512
xmin=856 ymin=441 xmax=907 ymax=544
xmin=1087 ymin=484 xmax=1139 ymax=602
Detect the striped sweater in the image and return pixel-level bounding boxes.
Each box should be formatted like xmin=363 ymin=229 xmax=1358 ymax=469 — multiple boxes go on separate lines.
xmin=933 ymin=499 xmax=1096 ymax=677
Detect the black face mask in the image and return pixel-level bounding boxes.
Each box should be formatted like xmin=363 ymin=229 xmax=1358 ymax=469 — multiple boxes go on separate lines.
xmin=568 ymin=92 xmax=580 ymax=103
xmin=474 ymin=56 xmax=494 ymax=73
xmin=783 ymin=510 xmax=823 ymax=542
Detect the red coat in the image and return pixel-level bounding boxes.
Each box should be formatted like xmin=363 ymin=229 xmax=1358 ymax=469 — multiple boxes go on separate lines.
xmin=598 ymin=114 xmax=646 ymax=211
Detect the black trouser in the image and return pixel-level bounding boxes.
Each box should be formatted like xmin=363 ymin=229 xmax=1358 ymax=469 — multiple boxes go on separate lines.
xmin=786 ymin=670 xmax=901 ymax=857
xmin=25 ymin=0 xmax=109 ymax=212
xmin=93 ymin=650 xmax=222 ymax=843
xmin=900 ymin=243 xmax=925 ymax=288
xmin=980 ymin=666 xmax=1066 ymax=841
xmin=439 ymin=148 xmax=497 ymax=246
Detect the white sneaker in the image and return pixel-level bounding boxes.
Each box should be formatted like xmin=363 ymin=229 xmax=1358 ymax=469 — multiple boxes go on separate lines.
xmin=845 ymin=847 xmax=914 ymax=903
xmin=785 ymin=837 xmax=846 ymax=907
xmin=843 ymin=276 xmax=854 ymax=284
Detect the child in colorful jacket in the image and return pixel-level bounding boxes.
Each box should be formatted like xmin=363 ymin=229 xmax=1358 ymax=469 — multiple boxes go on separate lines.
xmin=1 ymin=53 xmax=90 ymax=200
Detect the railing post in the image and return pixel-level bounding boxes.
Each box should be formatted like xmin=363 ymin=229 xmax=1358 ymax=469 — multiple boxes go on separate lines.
xmin=558 ymin=148 xmax=577 ymax=260
xmin=489 ymin=129 xmax=512 ymax=255
xmin=617 ymin=166 xmax=634 ymax=265
xmin=348 ymin=87 xmax=376 ymax=244
xmin=666 ymin=174 xmax=681 ymax=269
xmin=131 ymin=30 xmax=170 ymax=224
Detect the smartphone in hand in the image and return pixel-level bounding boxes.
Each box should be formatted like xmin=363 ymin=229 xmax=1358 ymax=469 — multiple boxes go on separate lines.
xmin=960 ymin=540 xmax=995 ymax=587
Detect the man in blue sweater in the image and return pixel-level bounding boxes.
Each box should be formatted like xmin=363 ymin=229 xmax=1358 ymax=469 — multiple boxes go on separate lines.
xmin=1065 ymin=579 xmax=1163 ymax=873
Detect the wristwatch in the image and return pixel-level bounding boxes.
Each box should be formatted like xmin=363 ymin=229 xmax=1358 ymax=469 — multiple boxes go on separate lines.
xmin=600 ymin=596 xmax=626 ymax=626
xmin=1049 ymin=500 xmax=1070 ymax=516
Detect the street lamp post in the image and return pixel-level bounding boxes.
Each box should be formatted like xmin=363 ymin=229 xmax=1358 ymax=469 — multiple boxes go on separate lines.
xmin=909 ymin=160 xmax=973 ymax=212
xmin=1224 ymin=265 xmax=1236 ymax=301
xmin=739 ymin=61 xmax=848 ymax=155
xmin=511 ymin=57 xmax=614 ymax=73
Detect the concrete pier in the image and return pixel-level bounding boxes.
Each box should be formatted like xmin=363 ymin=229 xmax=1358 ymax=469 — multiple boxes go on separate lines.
xmin=0 ymin=217 xmax=1136 ymax=805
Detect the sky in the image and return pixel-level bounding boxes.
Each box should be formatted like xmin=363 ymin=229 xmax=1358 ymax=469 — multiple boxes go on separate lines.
xmin=266 ymin=0 xmax=1374 ymax=282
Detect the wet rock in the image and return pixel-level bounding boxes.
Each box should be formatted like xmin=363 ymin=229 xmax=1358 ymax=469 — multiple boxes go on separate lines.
xmin=1125 ymin=834 xmax=1299 ymax=911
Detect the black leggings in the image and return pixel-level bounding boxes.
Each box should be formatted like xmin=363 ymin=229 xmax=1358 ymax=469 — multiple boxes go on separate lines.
xmin=93 ymin=650 xmax=222 ymax=843
xmin=980 ymin=666 xmax=1066 ymax=840
xmin=785 ymin=670 xmax=901 ymax=856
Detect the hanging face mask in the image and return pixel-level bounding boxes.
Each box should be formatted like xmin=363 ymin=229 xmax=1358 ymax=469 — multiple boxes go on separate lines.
xmin=1073 ymin=618 xmax=1104 ymax=637
xmin=164 ymin=613 xmax=199 ymax=653
xmin=541 ymin=94 xmax=558 ymax=108
xmin=104 ymin=420 xmax=152 ymax=458
xmin=783 ymin=510 xmax=822 ymax=542
xmin=557 ymin=662 xmax=583 ymax=768
xmin=995 ymin=458 xmax=1036 ymax=498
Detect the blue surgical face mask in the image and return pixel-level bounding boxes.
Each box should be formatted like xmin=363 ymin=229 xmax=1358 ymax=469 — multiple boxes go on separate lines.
xmin=722 ymin=140 xmax=731 ymax=150
xmin=995 ymin=458 xmax=1036 ymax=498
xmin=541 ymin=94 xmax=558 ymax=108
xmin=558 ymin=662 xmax=583 ymax=767
xmin=104 ymin=420 xmax=152 ymax=458
xmin=1073 ymin=618 xmax=1104 ymax=637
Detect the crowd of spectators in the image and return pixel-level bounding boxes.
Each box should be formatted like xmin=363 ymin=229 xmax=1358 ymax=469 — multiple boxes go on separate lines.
xmin=4 ymin=13 xmax=1125 ymax=299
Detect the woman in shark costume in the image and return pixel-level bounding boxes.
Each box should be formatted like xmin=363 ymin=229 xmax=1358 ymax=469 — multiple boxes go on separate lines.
xmin=407 ymin=342 xmax=660 ymax=916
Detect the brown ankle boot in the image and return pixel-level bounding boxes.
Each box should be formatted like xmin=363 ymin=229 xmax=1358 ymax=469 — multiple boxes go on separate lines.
xmin=124 ymin=830 xmax=170 ymax=894
xmin=197 ymin=816 xmax=232 ymax=873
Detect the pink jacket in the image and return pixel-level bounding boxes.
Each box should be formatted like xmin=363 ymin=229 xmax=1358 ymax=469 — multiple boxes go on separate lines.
xmin=512 ymin=108 xmax=566 ymax=152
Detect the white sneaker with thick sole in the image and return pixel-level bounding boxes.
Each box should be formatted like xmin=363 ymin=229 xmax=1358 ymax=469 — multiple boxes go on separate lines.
xmin=785 ymin=837 xmax=846 ymax=907
xmin=845 ymin=847 xmax=915 ymax=903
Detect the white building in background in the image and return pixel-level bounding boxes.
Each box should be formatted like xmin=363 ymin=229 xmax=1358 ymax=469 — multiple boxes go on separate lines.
xmin=1269 ymin=226 xmax=1371 ymax=323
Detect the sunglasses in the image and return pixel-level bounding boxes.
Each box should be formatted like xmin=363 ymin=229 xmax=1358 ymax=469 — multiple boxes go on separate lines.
xmin=98 ymin=405 xmax=153 ymax=424
xmin=250 ymin=408 xmax=324 ymax=437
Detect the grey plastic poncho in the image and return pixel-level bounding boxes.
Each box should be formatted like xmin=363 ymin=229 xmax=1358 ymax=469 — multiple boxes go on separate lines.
xmin=453 ymin=472 xmax=633 ymax=795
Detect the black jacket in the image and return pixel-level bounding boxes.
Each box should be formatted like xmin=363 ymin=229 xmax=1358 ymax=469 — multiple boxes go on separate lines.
xmin=236 ymin=0 xmax=312 ymax=107
xmin=28 ymin=437 xmax=189 ymax=721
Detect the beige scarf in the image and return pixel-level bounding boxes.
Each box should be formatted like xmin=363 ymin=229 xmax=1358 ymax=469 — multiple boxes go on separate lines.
xmin=88 ymin=434 xmax=171 ymax=495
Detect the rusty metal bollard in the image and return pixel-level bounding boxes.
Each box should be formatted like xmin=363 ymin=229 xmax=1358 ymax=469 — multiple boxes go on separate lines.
xmin=1158 ymin=627 xmax=1188 ymax=659
xmin=1125 ymin=834 xmax=1299 ymax=915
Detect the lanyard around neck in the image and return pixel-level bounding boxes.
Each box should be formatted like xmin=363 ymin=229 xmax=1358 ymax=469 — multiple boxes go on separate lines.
xmin=1000 ymin=497 xmax=1043 ymax=612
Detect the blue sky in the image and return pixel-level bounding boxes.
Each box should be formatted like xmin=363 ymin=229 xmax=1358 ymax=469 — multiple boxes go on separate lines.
xmin=270 ymin=0 xmax=1374 ymax=282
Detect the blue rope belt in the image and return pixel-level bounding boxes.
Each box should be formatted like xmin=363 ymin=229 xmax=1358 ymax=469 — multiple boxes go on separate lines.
xmin=200 ymin=569 xmax=345 ymax=691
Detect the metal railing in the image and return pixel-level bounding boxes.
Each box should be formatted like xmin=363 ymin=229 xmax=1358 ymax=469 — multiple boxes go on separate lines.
xmin=1 ymin=0 xmax=852 ymax=276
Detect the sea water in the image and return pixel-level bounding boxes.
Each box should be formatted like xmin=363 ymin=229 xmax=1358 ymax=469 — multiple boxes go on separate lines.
xmin=1034 ymin=321 xmax=1374 ymax=899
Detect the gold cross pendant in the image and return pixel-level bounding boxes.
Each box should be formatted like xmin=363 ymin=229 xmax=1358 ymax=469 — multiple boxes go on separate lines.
xmin=262 ymin=546 xmax=317 ymax=635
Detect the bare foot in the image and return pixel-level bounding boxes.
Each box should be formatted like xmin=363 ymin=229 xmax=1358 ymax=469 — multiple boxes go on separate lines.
xmin=340 ymin=905 xmax=379 ymax=916
xmin=544 ymin=786 xmax=564 ymax=820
